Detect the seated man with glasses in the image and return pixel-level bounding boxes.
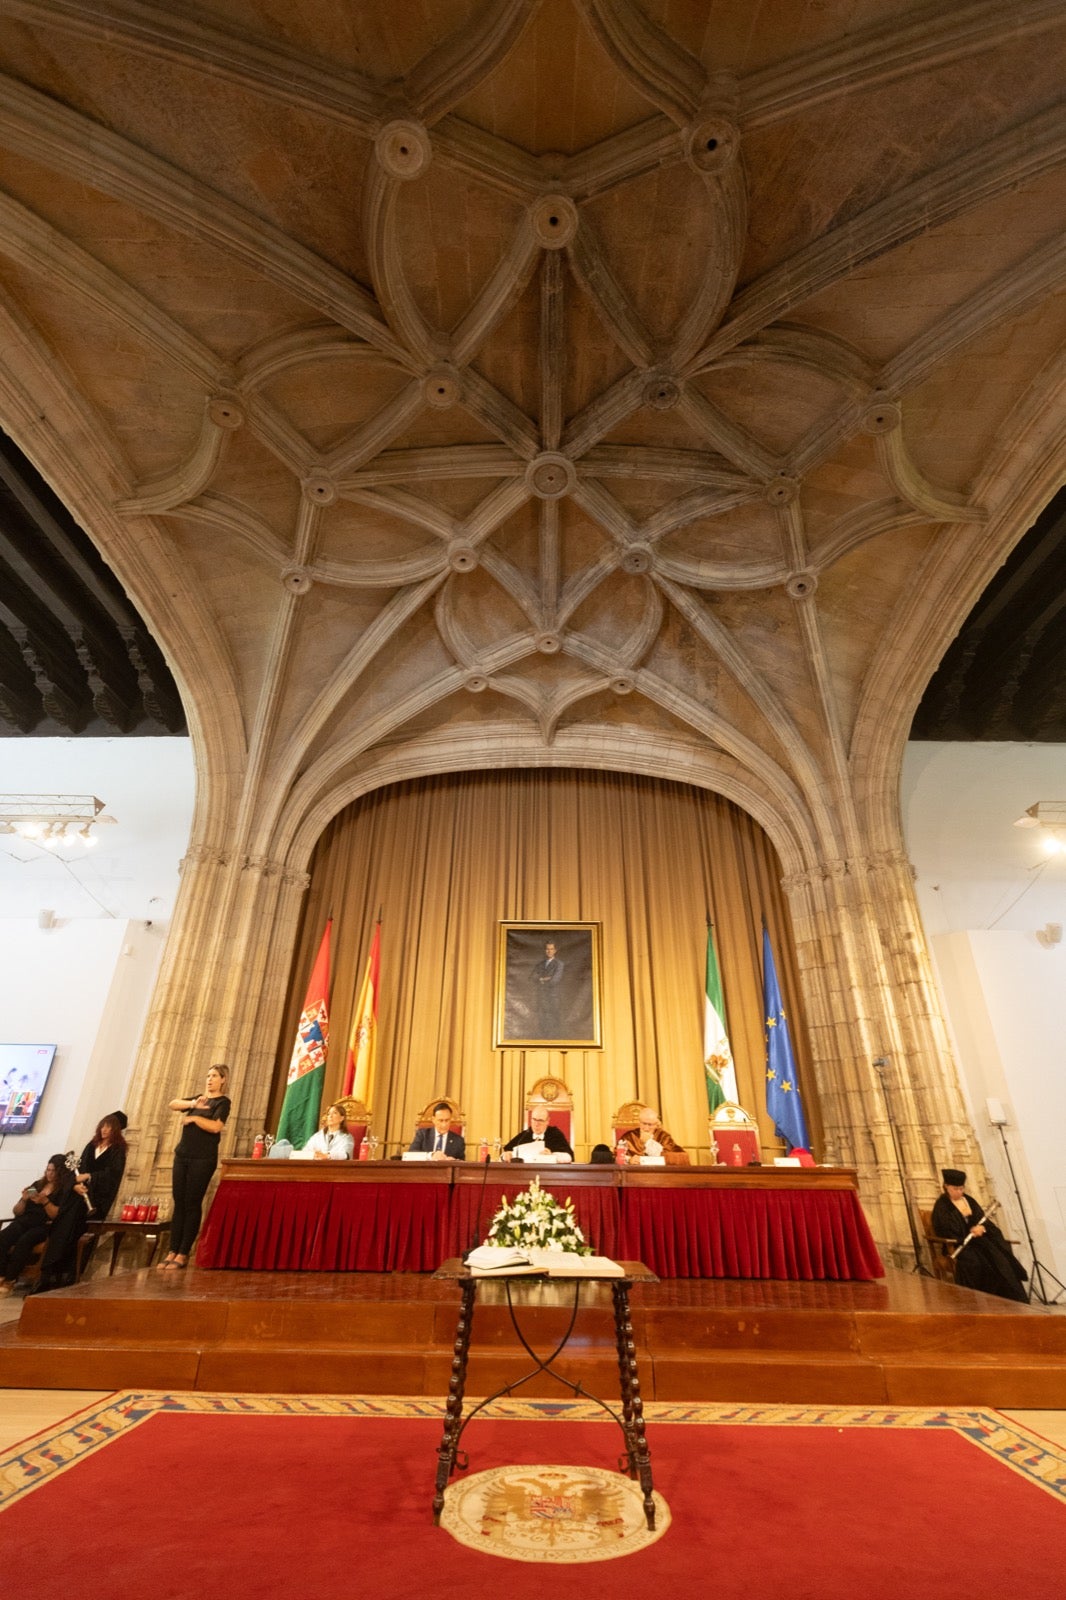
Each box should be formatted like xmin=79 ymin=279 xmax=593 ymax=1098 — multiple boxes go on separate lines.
xmin=502 ymin=1104 xmax=574 ymax=1163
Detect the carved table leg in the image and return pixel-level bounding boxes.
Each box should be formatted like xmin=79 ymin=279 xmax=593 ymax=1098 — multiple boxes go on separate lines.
xmin=612 ymin=1277 xmax=636 ymax=1451
xmin=612 ymin=1280 xmax=655 ymax=1530
xmin=433 ymin=1277 xmax=476 ymax=1523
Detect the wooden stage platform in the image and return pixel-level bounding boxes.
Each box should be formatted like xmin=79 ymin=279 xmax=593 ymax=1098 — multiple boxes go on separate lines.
xmin=1 ymin=1264 xmax=1064 ymax=1408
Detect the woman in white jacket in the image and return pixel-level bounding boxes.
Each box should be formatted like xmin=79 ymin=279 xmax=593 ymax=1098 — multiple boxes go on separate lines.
xmin=298 ymin=1102 xmax=354 ymax=1160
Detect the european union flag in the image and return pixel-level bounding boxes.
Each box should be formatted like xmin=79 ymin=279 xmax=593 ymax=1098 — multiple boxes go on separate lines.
xmin=762 ymin=924 xmax=810 ymax=1152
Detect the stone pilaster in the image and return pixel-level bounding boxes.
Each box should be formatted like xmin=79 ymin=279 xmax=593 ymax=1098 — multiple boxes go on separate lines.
xmin=121 ymin=842 xmax=310 ymax=1193
xmin=782 ymin=847 xmax=989 ymax=1267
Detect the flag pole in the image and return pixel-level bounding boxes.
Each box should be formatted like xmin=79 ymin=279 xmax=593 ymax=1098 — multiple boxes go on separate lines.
xmin=761 ymin=921 xmax=810 ymax=1153
xmin=704 ymin=916 xmax=738 ymax=1109
xmin=344 ymin=915 xmax=382 ymax=1103
xmin=275 ymin=917 xmax=332 ymax=1148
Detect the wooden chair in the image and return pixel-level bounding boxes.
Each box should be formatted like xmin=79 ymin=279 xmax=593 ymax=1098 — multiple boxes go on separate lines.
xmin=336 ymin=1095 xmax=372 ymax=1150
xmin=13 ymin=1235 xmax=48 ymax=1288
xmin=525 ymin=1076 xmax=573 ymax=1142
xmin=709 ymin=1102 xmax=761 ymax=1166
xmin=919 ymin=1208 xmax=957 ymax=1282
xmin=611 ymin=1100 xmax=647 ymax=1143
xmin=414 ymin=1095 xmax=466 ymax=1135
xmin=16 ymin=1229 xmax=94 ymax=1291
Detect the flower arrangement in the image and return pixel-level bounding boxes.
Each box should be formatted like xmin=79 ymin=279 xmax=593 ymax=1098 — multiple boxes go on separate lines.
xmin=485 ymin=1175 xmax=592 ymax=1254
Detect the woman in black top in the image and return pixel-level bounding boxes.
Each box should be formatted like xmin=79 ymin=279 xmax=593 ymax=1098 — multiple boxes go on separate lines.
xmin=160 ymin=1064 xmax=231 ymax=1269
xmin=77 ymin=1111 xmax=129 ymax=1223
xmin=0 ymin=1153 xmax=77 ymax=1294
xmin=31 ymin=1111 xmax=129 ymax=1291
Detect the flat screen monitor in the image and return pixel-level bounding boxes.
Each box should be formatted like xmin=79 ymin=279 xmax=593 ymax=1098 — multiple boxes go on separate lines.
xmin=0 ymin=1043 xmax=58 ymax=1134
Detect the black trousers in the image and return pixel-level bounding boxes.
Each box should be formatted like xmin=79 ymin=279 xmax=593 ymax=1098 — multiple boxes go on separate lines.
xmin=170 ymin=1153 xmax=217 ymax=1256
xmin=0 ymin=1215 xmax=49 ymax=1281
xmin=39 ymin=1193 xmax=92 ymax=1284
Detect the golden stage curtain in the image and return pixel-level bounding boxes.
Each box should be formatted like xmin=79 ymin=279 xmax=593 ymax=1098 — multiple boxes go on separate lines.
xmin=268 ymin=770 xmax=817 ymax=1161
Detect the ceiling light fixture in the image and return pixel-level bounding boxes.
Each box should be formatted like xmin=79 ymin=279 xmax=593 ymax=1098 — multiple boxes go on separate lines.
xmin=0 ymin=794 xmax=114 ymax=849
xmin=1014 ymin=801 xmax=1066 ymax=854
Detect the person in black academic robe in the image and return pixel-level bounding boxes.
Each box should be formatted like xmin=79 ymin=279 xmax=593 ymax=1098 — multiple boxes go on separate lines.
xmin=503 ymin=1107 xmax=574 ymax=1160
xmin=32 ymin=1112 xmax=129 ymax=1291
xmin=77 ymin=1116 xmax=128 ymax=1222
xmin=932 ymin=1168 xmax=1027 ymax=1303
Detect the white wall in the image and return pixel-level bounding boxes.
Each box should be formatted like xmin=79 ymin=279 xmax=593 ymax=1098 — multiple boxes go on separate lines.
xmin=0 ymin=737 xmax=194 ymax=1198
xmin=932 ymin=931 xmax=1066 ymax=1284
xmin=902 ymin=742 xmax=1066 ymax=933
xmin=0 ymin=918 xmax=165 ymax=1195
xmin=903 ymin=742 xmax=1066 ymax=1290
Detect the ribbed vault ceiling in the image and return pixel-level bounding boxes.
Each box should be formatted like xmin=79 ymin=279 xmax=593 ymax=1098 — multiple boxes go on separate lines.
xmin=0 ymin=1 xmax=1063 ymax=851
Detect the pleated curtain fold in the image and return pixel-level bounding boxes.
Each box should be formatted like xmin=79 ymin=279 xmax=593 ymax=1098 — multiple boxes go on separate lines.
xmin=268 ymin=769 xmax=815 ymax=1161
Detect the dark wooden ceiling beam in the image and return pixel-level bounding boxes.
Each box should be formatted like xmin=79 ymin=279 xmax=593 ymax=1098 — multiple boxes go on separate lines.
xmin=2 ymin=624 xmax=87 ymax=732
xmin=126 ymin=633 xmax=186 ymax=733
xmin=0 ymin=626 xmax=37 ymax=732
xmin=0 ymin=429 xmax=187 ymax=736
xmin=0 ymin=436 xmax=146 ymax=630
xmin=911 ymin=486 xmax=1066 ymax=741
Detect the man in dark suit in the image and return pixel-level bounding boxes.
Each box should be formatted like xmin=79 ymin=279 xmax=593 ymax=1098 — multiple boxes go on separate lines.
xmin=408 ymin=1100 xmax=466 ymax=1160
xmin=531 ymin=940 xmax=565 ymax=1037
xmin=503 ymin=1104 xmax=573 ymax=1162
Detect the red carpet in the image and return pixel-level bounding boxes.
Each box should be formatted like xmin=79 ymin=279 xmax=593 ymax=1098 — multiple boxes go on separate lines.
xmin=2 ymin=1398 xmax=1065 ymax=1598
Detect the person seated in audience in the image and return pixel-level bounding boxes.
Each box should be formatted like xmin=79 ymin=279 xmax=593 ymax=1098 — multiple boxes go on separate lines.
xmin=619 ymin=1107 xmax=690 ymax=1165
xmin=503 ymin=1104 xmax=574 ymax=1162
xmin=0 ymin=1154 xmax=77 ymax=1296
xmin=298 ymin=1102 xmax=354 ymax=1160
xmin=932 ymin=1167 xmax=1028 ymax=1302
xmin=32 ymin=1111 xmax=129 ymax=1292
xmin=408 ymin=1101 xmax=466 ymax=1160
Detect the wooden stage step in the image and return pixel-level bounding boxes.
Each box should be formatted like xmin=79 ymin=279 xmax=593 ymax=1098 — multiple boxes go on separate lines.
xmin=1 ymin=1266 xmax=1064 ymax=1407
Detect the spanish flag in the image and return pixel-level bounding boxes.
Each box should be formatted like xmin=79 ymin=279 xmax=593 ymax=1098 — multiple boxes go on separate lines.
xmin=344 ymin=920 xmax=380 ymax=1104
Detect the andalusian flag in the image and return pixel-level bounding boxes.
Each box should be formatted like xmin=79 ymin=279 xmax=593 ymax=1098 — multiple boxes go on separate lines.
xmin=276 ymin=919 xmax=331 ymax=1147
xmin=762 ymin=923 xmax=810 ymax=1151
xmin=704 ymin=922 xmax=737 ymax=1109
xmin=343 ymin=920 xmax=380 ymax=1103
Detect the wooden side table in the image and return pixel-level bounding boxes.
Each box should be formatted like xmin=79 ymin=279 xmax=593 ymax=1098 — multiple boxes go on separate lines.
xmin=85 ymin=1217 xmax=172 ymax=1274
xmin=431 ymin=1257 xmax=658 ymax=1529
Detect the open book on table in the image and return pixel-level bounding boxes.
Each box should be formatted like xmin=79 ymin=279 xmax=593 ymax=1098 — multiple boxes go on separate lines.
xmin=466 ymin=1245 xmax=625 ymax=1277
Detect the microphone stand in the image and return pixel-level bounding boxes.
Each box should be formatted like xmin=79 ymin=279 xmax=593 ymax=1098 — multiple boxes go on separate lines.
xmin=992 ymin=1121 xmax=1066 ymax=1306
xmin=872 ymin=1056 xmax=933 ymax=1277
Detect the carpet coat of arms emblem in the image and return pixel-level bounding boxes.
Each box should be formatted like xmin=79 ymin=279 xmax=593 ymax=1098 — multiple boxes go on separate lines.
xmin=440 ymin=1464 xmax=670 ymax=1562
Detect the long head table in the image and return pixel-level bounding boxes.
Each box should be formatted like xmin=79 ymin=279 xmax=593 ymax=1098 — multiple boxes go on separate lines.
xmin=196 ymin=1161 xmax=884 ymax=1281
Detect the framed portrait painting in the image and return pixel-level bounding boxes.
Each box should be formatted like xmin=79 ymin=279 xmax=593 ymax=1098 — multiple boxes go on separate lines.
xmin=494 ymin=921 xmax=603 ymax=1049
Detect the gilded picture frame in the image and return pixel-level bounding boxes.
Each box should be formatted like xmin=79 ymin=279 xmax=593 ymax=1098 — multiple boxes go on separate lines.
xmin=494 ymin=920 xmax=603 ymax=1049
